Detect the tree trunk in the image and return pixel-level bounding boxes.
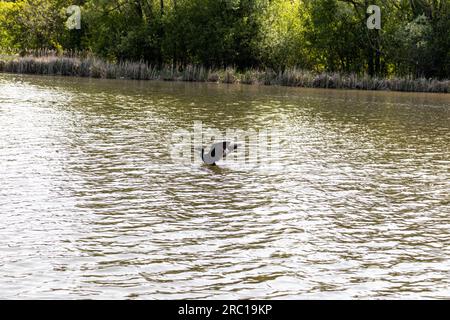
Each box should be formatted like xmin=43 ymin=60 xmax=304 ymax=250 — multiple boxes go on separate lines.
xmin=374 ymin=29 xmax=381 ymax=76
xmin=134 ymin=1 xmax=143 ymax=19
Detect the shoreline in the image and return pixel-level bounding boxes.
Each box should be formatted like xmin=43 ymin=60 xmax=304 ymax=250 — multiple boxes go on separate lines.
xmin=1 ymin=55 xmax=449 ymax=94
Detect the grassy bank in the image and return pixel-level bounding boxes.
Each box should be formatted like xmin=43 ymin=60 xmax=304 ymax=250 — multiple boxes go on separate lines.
xmin=0 ymin=54 xmax=449 ymax=93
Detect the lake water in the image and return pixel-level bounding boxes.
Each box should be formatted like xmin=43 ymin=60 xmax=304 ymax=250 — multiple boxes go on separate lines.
xmin=0 ymin=73 xmax=449 ymax=299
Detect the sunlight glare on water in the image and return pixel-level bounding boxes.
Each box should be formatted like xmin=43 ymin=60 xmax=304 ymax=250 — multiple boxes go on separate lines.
xmin=0 ymin=74 xmax=449 ymax=299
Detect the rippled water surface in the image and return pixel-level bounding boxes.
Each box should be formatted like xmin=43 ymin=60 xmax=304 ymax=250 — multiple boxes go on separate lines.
xmin=0 ymin=73 xmax=449 ymax=299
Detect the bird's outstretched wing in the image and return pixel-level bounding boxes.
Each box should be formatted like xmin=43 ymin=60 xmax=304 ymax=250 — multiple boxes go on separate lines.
xmin=201 ymin=141 xmax=238 ymax=165
xmin=223 ymin=142 xmax=238 ymax=157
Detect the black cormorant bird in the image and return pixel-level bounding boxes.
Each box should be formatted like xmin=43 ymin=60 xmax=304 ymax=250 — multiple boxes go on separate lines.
xmin=199 ymin=141 xmax=238 ymax=166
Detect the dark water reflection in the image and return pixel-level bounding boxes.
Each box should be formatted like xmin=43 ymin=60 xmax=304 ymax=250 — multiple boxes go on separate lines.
xmin=0 ymin=74 xmax=449 ymax=299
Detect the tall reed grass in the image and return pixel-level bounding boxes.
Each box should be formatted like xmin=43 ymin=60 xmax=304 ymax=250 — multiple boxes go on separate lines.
xmin=0 ymin=53 xmax=448 ymax=93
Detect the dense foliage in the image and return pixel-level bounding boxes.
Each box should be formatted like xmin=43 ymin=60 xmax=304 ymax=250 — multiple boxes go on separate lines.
xmin=0 ymin=0 xmax=449 ymax=78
